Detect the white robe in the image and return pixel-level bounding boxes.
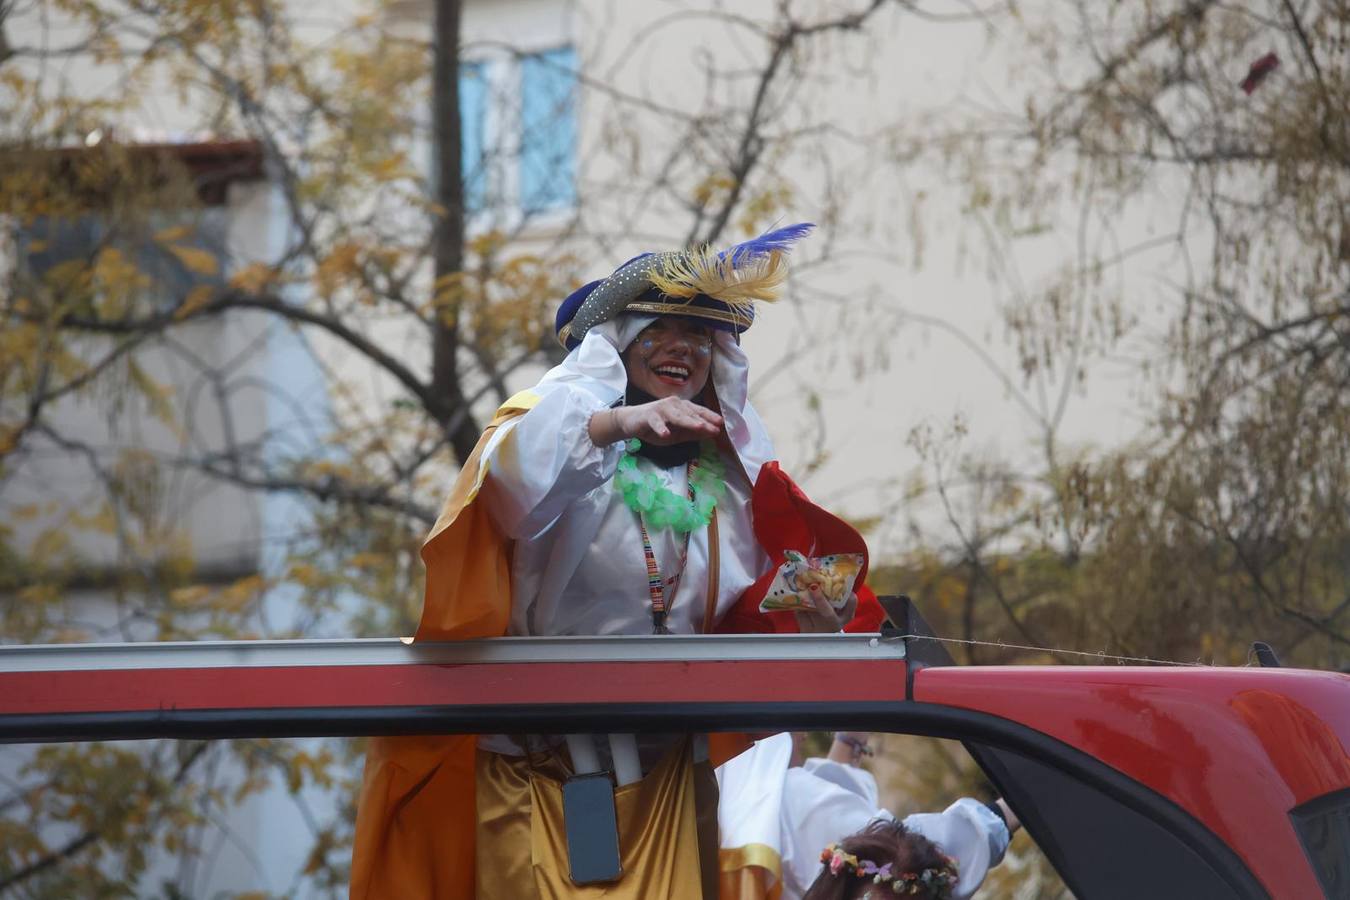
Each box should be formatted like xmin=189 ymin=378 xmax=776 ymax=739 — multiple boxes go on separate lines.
xmin=717 ymin=734 xmax=1010 ymax=900
xmin=479 ymin=383 xmax=767 ymax=637
xmin=473 ymin=316 xmax=777 ymax=759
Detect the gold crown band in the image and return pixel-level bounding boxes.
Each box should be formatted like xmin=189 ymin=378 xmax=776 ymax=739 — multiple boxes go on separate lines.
xmin=557 ymin=302 xmax=752 ymax=348
xmin=623 ymin=301 xmax=752 ymax=327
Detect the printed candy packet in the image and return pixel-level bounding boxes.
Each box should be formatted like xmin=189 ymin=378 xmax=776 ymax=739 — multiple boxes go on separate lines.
xmin=758 ymin=550 xmax=865 ymax=613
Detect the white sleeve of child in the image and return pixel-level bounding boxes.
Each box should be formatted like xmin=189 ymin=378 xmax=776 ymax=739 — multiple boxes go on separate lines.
xmin=902 ymin=797 xmax=1011 ymax=900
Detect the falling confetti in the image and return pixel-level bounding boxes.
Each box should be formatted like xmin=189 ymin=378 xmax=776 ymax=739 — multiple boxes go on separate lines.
xmin=1240 ymin=52 xmax=1280 ymax=95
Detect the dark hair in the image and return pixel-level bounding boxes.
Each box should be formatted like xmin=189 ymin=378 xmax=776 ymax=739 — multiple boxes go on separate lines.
xmin=802 ymin=818 xmax=954 ymax=900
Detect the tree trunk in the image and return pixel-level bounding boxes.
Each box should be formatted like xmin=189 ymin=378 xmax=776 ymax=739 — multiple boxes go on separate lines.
xmin=429 ymin=0 xmax=481 ymax=463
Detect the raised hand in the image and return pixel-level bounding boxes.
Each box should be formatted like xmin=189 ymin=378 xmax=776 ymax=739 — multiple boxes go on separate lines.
xmin=590 ymin=397 xmax=723 ymax=446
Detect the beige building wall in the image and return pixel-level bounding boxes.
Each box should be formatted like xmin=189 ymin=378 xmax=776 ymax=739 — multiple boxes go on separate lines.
xmin=444 ymin=0 xmax=1169 ymax=552
xmin=2 ymin=0 xmax=1190 ymax=894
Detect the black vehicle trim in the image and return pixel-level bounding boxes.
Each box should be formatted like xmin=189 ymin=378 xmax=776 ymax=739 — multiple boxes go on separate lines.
xmin=0 ymin=696 xmax=1271 ymax=898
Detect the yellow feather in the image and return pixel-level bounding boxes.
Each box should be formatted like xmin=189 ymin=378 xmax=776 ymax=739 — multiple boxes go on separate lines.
xmin=647 ymin=248 xmax=787 ymax=309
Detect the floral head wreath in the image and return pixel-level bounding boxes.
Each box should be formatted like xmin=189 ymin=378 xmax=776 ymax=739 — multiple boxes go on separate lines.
xmin=819 ymin=844 xmax=959 ymax=898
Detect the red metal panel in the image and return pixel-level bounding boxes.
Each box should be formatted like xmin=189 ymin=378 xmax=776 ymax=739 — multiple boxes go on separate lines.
xmin=914 ymin=665 xmax=1350 ymax=900
xmin=0 ymin=658 xmax=908 ymax=716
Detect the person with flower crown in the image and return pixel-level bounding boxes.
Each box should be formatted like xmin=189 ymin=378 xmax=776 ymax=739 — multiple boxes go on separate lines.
xmin=718 ymin=732 xmax=1017 ymax=899
xmin=805 ymin=819 xmax=960 ymax=900
xmin=349 ymin=224 xmax=885 ymax=899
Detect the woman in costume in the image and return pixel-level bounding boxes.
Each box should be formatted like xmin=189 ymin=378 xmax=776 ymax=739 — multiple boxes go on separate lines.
xmin=718 ymin=733 xmax=1016 ymax=900
xmin=803 ymin=819 xmax=959 ymax=900
xmin=351 ymin=225 xmax=882 ymax=899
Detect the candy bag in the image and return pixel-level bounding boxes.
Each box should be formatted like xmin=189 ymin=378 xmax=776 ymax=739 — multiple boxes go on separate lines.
xmin=757 ymin=550 xmax=865 ymax=613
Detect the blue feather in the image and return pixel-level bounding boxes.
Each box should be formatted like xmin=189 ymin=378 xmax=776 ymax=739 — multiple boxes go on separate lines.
xmin=722 ymin=222 xmax=815 ymax=265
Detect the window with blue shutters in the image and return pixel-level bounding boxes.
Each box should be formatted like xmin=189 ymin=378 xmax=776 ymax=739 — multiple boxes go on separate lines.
xmin=459 ymin=61 xmax=488 ymax=214
xmin=19 ymin=210 xmax=228 ymax=313
xmin=518 ymin=46 xmax=577 ymax=214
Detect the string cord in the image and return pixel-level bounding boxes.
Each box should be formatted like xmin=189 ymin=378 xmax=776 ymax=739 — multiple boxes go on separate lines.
xmin=883 ymin=633 xmax=1212 ymax=668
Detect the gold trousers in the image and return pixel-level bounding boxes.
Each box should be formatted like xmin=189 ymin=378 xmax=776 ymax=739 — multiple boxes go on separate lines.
xmin=474 ymin=739 xmax=718 ymax=899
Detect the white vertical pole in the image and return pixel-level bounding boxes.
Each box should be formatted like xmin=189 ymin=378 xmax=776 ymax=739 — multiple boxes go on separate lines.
xmin=565 ymin=733 xmax=601 ymax=774
xmin=608 ymin=733 xmax=642 ymax=785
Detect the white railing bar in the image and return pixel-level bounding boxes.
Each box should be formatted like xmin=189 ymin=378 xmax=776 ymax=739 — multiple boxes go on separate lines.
xmin=0 ymin=632 xmax=903 ymax=673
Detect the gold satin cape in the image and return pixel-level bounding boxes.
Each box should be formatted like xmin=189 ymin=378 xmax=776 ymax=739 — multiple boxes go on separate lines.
xmin=474 ymin=737 xmax=710 ymax=900
xmin=350 ymin=393 xmax=532 ymax=900
xmin=349 ymin=393 xmax=754 ymax=898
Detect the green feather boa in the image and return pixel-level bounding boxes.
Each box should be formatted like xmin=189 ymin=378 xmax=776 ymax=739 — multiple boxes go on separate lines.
xmin=614 ymin=439 xmax=726 ymax=532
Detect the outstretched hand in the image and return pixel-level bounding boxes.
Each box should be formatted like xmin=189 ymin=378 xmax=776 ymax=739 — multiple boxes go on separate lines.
xmin=590 ymin=397 xmax=723 ymax=446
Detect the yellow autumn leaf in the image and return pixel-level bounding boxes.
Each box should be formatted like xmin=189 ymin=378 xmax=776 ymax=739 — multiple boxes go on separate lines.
xmin=174 ymin=284 xmax=215 ymax=320
xmin=314 ymin=242 xmax=362 ymax=295
xmin=154 ymin=224 xmax=193 ymax=243
xmin=229 ymin=261 xmax=275 ymax=294
xmin=31 ymin=528 xmax=70 ymax=561
xmin=468 ymin=230 xmax=506 ymax=258
xmin=9 ymin=503 xmax=42 ymax=521
xmin=170 ymin=585 xmax=212 ymax=608
xmin=19 ymin=583 xmax=61 ymax=605
xmin=127 ymin=361 xmax=178 ymax=432
xmin=44 ymin=258 xmax=90 ymax=290
xmin=218 ymin=574 xmax=265 ymax=612
xmin=71 ymin=504 xmax=118 ymax=535
xmin=94 ymin=246 xmax=143 ymax=284
xmin=370 ymin=152 xmax=412 ymax=181
xmin=167 ymin=243 xmax=219 ymax=276
xmin=692 ymin=174 xmax=735 ymax=206
xmin=287 ymin=562 xmax=322 ymax=586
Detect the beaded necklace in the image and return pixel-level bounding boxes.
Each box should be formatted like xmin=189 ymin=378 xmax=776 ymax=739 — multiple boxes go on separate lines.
xmin=615 ymin=440 xmax=726 ymax=632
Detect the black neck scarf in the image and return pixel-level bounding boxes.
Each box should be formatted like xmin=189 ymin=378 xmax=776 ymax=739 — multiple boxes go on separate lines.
xmin=622 ymin=384 xmax=701 ymax=468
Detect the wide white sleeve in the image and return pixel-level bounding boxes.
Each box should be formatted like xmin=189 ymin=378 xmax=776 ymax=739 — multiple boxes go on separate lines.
xmin=799 ymin=757 xmax=882 ymax=807
xmin=481 ymin=387 xmax=624 ymax=540
xmin=779 ymin=768 xmax=893 ymax=900
xmin=902 ymin=798 xmax=1011 ymax=900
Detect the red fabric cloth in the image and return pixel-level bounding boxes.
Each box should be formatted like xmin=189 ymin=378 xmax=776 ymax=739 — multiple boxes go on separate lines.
xmin=714 ymin=461 xmax=874 ymax=635
xmin=845 ymin=584 xmax=886 ymax=633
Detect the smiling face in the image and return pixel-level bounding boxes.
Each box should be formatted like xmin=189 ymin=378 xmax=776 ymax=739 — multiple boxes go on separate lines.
xmin=622 ymin=316 xmax=715 ymax=401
